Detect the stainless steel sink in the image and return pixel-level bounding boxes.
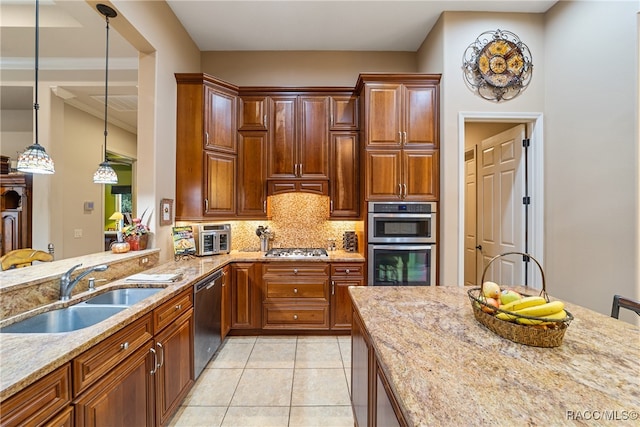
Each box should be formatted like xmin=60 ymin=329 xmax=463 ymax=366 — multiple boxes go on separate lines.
xmin=84 ymin=288 xmax=162 ymax=306
xmin=0 ymin=305 xmax=126 ymax=334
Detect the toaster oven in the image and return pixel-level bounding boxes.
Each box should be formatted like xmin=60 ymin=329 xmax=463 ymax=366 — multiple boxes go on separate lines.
xmin=193 ymin=223 xmax=231 ymax=256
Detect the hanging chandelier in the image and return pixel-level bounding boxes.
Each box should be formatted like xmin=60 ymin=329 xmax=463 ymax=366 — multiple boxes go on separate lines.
xmin=17 ymin=0 xmax=55 ymax=174
xmin=93 ymin=3 xmax=118 ymax=184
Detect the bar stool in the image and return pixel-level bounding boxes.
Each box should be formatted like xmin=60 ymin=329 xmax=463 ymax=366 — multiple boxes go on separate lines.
xmin=610 ymin=295 xmax=640 ymax=319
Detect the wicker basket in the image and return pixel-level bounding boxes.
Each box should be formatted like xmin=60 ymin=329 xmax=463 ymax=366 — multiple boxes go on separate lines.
xmin=467 ymin=252 xmax=573 ymax=348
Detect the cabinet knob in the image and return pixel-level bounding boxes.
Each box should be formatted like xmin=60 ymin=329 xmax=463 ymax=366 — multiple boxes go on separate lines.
xmin=293 ymin=288 xmax=298 ymax=294
xmin=175 ymin=304 xmax=182 ymax=311
xmin=120 ymin=342 xmax=129 ymax=350
xmin=345 ymin=269 xmax=350 ymax=274
xmin=293 ymin=314 xmax=298 ymax=320
xmin=293 ymin=269 xmax=298 ymax=274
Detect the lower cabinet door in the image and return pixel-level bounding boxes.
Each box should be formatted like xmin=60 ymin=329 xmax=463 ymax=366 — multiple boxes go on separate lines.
xmin=155 ymin=310 xmax=194 ymax=426
xmin=73 ymin=341 xmax=155 ymax=427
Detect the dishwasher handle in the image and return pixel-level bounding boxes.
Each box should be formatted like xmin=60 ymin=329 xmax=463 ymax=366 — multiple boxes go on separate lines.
xmin=195 ymin=269 xmax=224 ymax=293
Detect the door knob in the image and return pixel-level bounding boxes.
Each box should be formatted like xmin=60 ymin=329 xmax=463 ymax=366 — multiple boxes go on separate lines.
xmin=475 ymin=245 xmax=482 ymax=250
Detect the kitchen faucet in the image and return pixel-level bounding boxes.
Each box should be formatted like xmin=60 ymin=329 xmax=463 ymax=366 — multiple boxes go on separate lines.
xmin=60 ymin=263 xmax=108 ymax=301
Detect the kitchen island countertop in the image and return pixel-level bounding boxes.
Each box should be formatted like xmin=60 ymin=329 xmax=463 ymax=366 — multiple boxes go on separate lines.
xmin=349 ymin=285 xmax=639 ymax=426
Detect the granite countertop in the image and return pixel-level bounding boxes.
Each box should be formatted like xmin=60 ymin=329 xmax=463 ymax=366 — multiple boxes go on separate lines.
xmin=0 ymin=250 xmax=363 ymax=400
xmin=349 ymin=286 xmax=640 ymax=426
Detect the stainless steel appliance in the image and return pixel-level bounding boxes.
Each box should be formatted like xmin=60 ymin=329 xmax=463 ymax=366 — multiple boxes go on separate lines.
xmin=368 ymin=202 xmax=436 ymax=243
xmin=264 ymin=248 xmax=329 ymax=258
xmin=193 ymin=269 xmax=224 ymax=379
xmin=193 ymin=223 xmax=231 ymax=256
xmin=367 ymin=202 xmax=437 ymax=286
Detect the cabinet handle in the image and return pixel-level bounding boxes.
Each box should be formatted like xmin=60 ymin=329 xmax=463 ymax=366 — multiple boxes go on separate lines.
xmin=150 ymin=347 xmax=158 ymax=375
xmin=403 ymin=131 xmax=407 ymax=144
xmin=175 ymin=304 xmax=182 ymax=311
xmin=263 ymin=114 xmax=267 ymax=127
xmin=398 ymin=183 xmax=402 ymax=198
xmin=263 ymin=200 xmax=267 ymax=213
xmin=331 ymin=280 xmax=335 ymax=295
xmin=330 ymin=114 xmax=334 ymax=127
xmin=293 ymin=269 xmax=298 ymax=274
xmin=293 ymin=288 xmax=298 ymax=294
xmin=157 ymin=342 xmax=165 ymax=368
xmin=402 ymin=184 xmax=407 ymax=199
xmin=330 ymin=200 xmax=333 ymax=213
xmin=204 ymin=198 xmax=209 ymax=211
xmin=205 ymin=131 xmax=209 ymax=145
xmin=299 ymin=164 xmax=303 ymax=176
xmin=120 ymin=342 xmax=129 ymax=350
xmin=398 ymin=131 xmax=402 ymax=144
xmin=293 ymin=314 xmax=298 ymax=320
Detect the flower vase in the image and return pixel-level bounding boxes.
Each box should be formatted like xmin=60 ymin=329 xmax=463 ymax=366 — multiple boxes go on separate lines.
xmin=127 ymin=234 xmax=149 ymax=251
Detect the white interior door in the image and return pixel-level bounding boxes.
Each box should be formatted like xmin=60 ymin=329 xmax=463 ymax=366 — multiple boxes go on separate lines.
xmin=478 ymin=124 xmax=525 ymax=286
xmin=464 ymin=147 xmax=477 ymax=286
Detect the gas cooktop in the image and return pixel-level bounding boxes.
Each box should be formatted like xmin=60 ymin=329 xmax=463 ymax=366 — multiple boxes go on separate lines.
xmin=264 ymin=248 xmax=329 ymax=257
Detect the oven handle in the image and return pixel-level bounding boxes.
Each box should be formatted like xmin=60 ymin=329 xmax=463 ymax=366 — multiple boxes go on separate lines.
xmin=368 ymin=213 xmax=432 ymax=219
xmin=368 ymin=244 xmax=435 ymax=251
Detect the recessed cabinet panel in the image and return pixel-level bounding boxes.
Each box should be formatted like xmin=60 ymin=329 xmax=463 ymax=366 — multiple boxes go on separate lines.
xmin=330 ymin=132 xmax=359 ymax=218
xmin=237 ymin=132 xmax=268 ymax=217
xmin=404 ymin=85 xmax=437 ymax=147
xmin=268 ymin=97 xmax=297 ymax=178
xmin=330 ymin=95 xmax=359 ymax=130
xmin=404 ymin=150 xmax=438 ymax=201
xmin=204 ymin=152 xmax=236 ymax=216
xmin=365 ymin=150 xmax=402 ymax=200
xmin=239 ymin=96 xmax=268 ymax=130
xmin=366 ymin=84 xmax=402 ymax=146
xmin=204 ymin=86 xmax=237 ymax=153
xmin=298 ymin=96 xmax=330 ymax=178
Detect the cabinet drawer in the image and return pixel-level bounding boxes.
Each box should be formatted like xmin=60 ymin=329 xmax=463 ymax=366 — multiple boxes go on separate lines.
xmin=73 ymin=314 xmax=153 ymax=395
xmin=44 ymin=406 xmax=73 ymax=427
xmin=331 ymin=264 xmax=364 ymax=277
xmin=262 ymin=304 xmax=329 ymax=329
xmin=265 ymin=281 xmax=327 ymax=300
xmin=154 ymin=289 xmax=193 ymax=332
xmin=263 ymin=263 xmax=329 ymax=277
xmin=0 ymin=364 xmax=71 ymax=427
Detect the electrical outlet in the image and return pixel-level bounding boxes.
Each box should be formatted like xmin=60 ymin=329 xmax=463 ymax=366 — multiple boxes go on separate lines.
xmin=74 ymin=229 xmax=83 ymax=238
xmin=139 ymin=257 xmax=149 ymax=266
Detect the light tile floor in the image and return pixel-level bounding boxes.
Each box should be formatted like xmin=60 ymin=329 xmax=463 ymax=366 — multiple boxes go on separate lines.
xmin=168 ymin=335 xmax=353 ymax=427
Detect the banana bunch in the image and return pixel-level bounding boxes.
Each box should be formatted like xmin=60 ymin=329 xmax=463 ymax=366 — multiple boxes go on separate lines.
xmin=495 ymin=297 xmax=568 ymax=325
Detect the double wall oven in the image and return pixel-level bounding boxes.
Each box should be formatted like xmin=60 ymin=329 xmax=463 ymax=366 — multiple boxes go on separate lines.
xmin=368 ymin=202 xmax=437 ymax=286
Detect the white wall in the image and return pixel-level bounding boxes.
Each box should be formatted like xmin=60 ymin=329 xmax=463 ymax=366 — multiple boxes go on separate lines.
xmin=543 ymin=1 xmax=639 ymax=322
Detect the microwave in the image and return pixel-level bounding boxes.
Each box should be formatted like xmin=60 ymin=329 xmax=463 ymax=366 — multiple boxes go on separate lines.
xmin=193 ymin=223 xmax=231 ymax=256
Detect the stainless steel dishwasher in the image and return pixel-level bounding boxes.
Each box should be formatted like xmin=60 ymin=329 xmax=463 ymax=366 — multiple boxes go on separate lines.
xmin=193 ymin=269 xmax=223 ymax=379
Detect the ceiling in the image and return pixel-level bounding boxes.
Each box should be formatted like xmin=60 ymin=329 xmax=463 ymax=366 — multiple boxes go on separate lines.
xmin=1 ymin=0 xmax=557 ymax=133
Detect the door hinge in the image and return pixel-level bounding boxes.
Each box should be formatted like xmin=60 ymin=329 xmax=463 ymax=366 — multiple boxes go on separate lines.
xmin=522 ymin=196 xmax=531 ymax=205
xmin=522 ymin=138 xmax=530 ymax=148
xmin=522 ymin=254 xmax=530 ymax=262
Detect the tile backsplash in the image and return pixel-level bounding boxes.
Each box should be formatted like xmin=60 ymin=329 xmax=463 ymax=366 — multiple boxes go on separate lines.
xmin=215 ymin=193 xmax=361 ymax=251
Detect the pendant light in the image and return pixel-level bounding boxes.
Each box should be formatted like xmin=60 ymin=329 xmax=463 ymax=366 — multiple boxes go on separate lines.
xmin=93 ymin=4 xmax=118 ymax=184
xmin=16 ymin=0 xmax=55 ymax=174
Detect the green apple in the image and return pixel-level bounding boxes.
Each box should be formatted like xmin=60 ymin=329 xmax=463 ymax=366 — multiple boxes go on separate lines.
xmin=499 ymin=289 xmax=522 ymax=305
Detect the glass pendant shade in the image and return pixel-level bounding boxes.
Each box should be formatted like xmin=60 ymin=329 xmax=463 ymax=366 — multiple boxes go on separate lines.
xmin=93 ymin=161 xmax=118 ymax=184
xmin=16 ymin=143 xmax=55 ymax=174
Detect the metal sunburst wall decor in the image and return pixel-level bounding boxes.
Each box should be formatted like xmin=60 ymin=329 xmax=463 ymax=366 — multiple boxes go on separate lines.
xmin=462 ymin=29 xmax=533 ymax=102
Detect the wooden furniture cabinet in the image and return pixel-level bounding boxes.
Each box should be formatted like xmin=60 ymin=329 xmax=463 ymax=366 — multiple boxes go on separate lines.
xmin=352 ymin=309 xmax=407 ymax=427
xmin=267 ymin=180 xmax=327 ymax=196
xmin=221 ymin=265 xmax=232 ymax=339
xmin=268 ymin=95 xmax=330 ymax=180
xmin=175 ymin=73 xmax=239 ymax=220
xmin=231 ymin=262 xmax=262 ymax=330
xmin=330 ymin=263 xmax=364 ymax=330
xmin=237 ymin=131 xmax=268 ymax=217
xmin=262 ymin=263 xmax=330 ymax=330
xmin=330 ymin=95 xmax=359 ymax=130
xmin=0 ymin=364 xmax=71 ymax=427
xmin=365 ymin=149 xmax=438 ymax=201
xmin=329 ymin=132 xmax=360 ymax=218
xmin=1 ymin=174 xmax=32 ymax=255
xmin=238 ymin=96 xmax=268 ymax=131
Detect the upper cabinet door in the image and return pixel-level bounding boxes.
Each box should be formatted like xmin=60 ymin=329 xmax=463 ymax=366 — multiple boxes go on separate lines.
xmin=298 ymin=96 xmax=330 ymax=179
xmin=268 ymin=96 xmax=297 ymax=178
xmin=204 ymin=85 xmax=237 ymax=153
xmin=403 ymin=85 xmax=438 ymax=147
xmin=330 ymin=95 xmax=359 ymax=130
xmin=365 ymin=84 xmax=402 ymax=147
xmin=238 ymin=96 xmax=268 ymax=131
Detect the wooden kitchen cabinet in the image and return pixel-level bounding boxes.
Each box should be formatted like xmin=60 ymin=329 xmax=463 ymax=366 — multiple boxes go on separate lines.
xmin=329 ymin=132 xmax=360 ymax=218
xmin=221 ymin=265 xmax=231 ymax=339
xmin=175 ymin=74 xmax=239 ymax=221
xmin=262 ymin=263 xmax=330 ymax=330
xmin=0 ymin=364 xmax=71 ymax=427
xmin=330 ymin=95 xmax=359 ymax=130
xmin=365 ymin=149 xmax=438 ymax=201
xmin=268 ymin=95 xmax=330 ymax=180
xmin=358 ymin=76 xmax=439 ymax=148
xmin=238 ymin=96 xmax=268 ymax=131
xmin=204 ymin=151 xmax=236 ymax=216
xmin=330 ymin=263 xmax=364 ymax=330
xmin=237 ymin=131 xmax=268 ymax=218
xmin=231 ymin=262 xmax=262 ymax=330
xmin=204 ymin=84 xmax=237 ymax=153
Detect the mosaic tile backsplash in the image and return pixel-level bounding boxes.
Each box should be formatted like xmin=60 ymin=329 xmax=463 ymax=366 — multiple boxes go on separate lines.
xmin=202 ymin=193 xmax=361 ymax=251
